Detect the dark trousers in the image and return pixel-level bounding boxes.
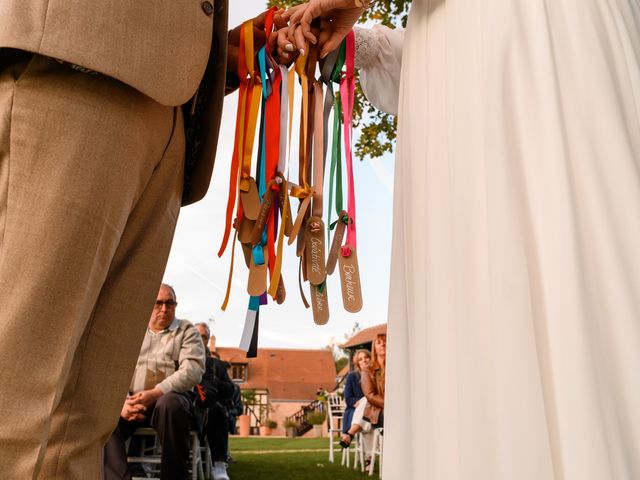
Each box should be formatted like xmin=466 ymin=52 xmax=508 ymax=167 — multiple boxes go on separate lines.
xmin=205 ymin=406 xmax=229 ymax=462
xmin=103 ymin=392 xmax=192 ymax=480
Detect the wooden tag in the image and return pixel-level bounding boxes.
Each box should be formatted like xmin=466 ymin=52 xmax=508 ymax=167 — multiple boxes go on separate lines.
xmin=241 ymin=242 xmax=252 ymax=268
xmin=237 ymin=216 xmax=255 ymax=244
xmin=247 ymin=246 xmax=268 ymax=296
xmin=304 ymin=216 xmax=326 ymax=286
xmin=279 ymin=187 xmax=294 ymax=237
xmin=338 ymin=246 xmax=363 ymax=313
xmin=275 ymin=277 xmax=286 ymax=304
xmin=310 ymin=284 xmax=330 ymax=325
xmin=249 ymin=186 xmax=277 ymax=245
xmin=326 ymin=210 xmax=348 ymax=275
xmin=239 ymin=177 xmax=260 ymax=220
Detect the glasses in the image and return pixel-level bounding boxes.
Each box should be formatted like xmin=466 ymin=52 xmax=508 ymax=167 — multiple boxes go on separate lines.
xmin=154 ymin=300 xmax=177 ymax=309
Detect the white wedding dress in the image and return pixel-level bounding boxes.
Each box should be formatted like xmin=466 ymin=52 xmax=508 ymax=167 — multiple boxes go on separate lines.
xmin=358 ymin=1 xmax=640 ymax=478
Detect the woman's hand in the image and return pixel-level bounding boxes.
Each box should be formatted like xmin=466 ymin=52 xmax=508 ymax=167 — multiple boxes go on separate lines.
xmin=283 ymin=0 xmax=366 ymax=59
xmin=275 ymin=15 xmax=333 ymax=63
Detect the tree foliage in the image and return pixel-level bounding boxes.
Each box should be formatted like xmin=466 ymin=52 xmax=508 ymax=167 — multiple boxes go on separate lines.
xmin=268 ymin=0 xmax=411 ymax=160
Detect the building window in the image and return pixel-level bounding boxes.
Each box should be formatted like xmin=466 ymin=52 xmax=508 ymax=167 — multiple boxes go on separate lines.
xmin=230 ymin=363 xmax=247 ymax=383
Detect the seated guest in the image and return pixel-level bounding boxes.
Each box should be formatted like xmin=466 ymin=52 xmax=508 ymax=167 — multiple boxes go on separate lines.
xmin=103 ymin=284 xmax=205 ymax=480
xmin=342 ymin=349 xmax=372 ymax=434
xmin=340 ymin=334 xmax=386 ymax=465
xmin=194 ymin=323 xmax=235 ymax=480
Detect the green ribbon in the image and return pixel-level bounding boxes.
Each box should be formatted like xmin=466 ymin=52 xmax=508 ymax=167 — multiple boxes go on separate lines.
xmin=327 ymin=41 xmax=347 ymax=238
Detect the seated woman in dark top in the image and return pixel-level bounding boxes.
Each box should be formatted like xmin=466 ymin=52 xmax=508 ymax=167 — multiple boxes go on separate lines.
xmin=342 ymin=349 xmax=372 ymax=435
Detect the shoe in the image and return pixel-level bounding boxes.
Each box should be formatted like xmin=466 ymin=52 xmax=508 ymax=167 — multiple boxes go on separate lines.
xmin=339 ymin=433 xmax=353 ymax=449
xmin=213 ymin=461 xmax=230 ymax=480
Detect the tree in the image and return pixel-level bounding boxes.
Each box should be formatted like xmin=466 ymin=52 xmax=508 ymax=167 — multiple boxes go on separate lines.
xmin=268 ymin=0 xmax=412 ymax=160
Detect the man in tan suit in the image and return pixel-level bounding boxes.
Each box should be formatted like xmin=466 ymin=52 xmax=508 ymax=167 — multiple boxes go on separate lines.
xmin=0 ymin=1 xmax=277 ymax=478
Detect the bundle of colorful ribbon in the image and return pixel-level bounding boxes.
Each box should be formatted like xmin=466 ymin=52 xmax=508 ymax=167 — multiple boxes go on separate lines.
xmin=219 ymin=9 xmax=362 ymax=357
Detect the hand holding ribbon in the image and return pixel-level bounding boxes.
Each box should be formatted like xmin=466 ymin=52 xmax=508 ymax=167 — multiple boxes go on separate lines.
xmin=283 ymin=0 xmax=367 ymax=59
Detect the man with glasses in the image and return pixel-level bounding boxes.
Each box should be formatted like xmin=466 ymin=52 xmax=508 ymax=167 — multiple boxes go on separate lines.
xmin=103 ymin=283 xmax=205 ymax=480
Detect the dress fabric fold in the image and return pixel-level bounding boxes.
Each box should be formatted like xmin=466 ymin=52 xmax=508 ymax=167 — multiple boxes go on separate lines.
xmin=374 ymin=0 xmax=640 ymax=478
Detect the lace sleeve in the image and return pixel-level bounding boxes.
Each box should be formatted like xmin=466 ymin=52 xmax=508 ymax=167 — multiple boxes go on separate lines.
xmin=355 ymin=27 xmax=381 ymax=69
xmin=355 ymin=25 xmax=405 ymax=115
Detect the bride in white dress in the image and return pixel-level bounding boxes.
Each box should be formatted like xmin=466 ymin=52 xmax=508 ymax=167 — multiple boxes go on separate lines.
xmin=287 ymin=1 xmax=640 ymax=478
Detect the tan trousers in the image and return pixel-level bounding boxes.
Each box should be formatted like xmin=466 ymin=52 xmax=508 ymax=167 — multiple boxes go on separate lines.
xmin=0 ymin=52 xmax=185 ymax=479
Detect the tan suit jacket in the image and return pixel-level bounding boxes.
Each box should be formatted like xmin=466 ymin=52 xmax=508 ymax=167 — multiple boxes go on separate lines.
xmin=0 ymin=0 xmax=228 ymax=205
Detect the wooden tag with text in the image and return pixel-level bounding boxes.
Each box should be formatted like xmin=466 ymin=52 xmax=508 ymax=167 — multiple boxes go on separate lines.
xmin=240 ymin=177 xmax=261 ymax=220
xmin=326 ymin=210 xmax=348 ymax=275
xmin=310 ymin=284 xmax=330 ymax=325
xmin=249 ymin=187 xmax=277 ymax=245
xmin=304 ymin=216 xmax=326 ymax=286
xmin=338 ymin=246 xmax=363 ymax=313
xmin=247 ymin=246 xmax=268 ymax=296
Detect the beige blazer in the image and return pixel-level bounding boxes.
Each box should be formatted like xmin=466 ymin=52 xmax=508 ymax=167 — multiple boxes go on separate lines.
xmin=0 ymin=0 xmax=229 ymax=205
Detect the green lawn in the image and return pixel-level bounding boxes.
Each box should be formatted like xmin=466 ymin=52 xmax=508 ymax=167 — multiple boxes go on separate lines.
xmin=227 ymin=437 xmax=375 ymax=479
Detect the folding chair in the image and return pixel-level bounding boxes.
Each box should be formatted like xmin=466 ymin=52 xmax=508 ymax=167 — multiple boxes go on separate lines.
xmin=368 ymin=427 xmax=383 ymax=477
xmin=352 ymin=432 xmax=365 ymax=472
xmin=326 ymin=393 xmax=346 ymax=464
xmin=127 ymin=427 xmax=211 ymax=480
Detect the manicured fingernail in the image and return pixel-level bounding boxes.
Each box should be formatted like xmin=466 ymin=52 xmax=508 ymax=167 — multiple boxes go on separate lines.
xmin=285 ymin=43 xmax=296 ymax=52
xmin=320 ymin=51 xmax=328 ymax=59
xmin=299 ymin=48 xmax=305 ymax=57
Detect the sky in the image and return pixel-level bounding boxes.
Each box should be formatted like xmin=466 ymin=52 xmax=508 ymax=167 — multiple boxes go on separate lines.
xmin=163 ymin=1 xmax=396 ymax=350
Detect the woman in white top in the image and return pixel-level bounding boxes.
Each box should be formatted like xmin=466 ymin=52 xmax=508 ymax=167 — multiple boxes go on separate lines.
xmin=286 ymin=1 xmax=640 ymax=479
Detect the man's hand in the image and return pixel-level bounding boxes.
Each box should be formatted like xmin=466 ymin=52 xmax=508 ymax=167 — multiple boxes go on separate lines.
xmin=120 ymin=400 xmax=146 ymax=422
xmin=227 ymin=10 xmax=289 ymax=76
xmin=127 ymin=388 xmax=163 ymax=410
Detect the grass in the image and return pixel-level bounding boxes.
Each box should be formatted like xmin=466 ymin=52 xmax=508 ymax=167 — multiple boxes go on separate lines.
xmin=227 ymin=437 xmax=375 ymax=479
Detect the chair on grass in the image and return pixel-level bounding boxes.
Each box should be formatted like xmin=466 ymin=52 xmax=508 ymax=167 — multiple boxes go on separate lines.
xmin=368 ymin=427 xmax=383 ymax=477
xmin=326 ymin=392 xmax=346 ymax=464
xmin=127 ymin=427 xmax=211 ymax=480
xmin=351 ymin=432 xmax=365 ymax=472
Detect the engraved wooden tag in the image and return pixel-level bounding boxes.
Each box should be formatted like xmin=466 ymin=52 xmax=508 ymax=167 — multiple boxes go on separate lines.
xmin=249 ymin=186 xmax=277 ymax=245
xmin=237 ymin=216 xmax=255 ymax=244
xmin=279 ymin=187 xmax=294 ymax=237
xmin=304 ymin=216 xmax=326 ymax=286
xmin=326 ymin=210 xmax=348 ymax=275
xmin=338 ymin=246 xmax=363 ymax=313
xmin=275 ymin=276 xmax=286 ymax=304
xmin=247 ymin=246 xmax=268 ymax=296
xmin=239 ymin=177 xmax=261 ymax=220
xmin=310 ymin=284 xmax=330 ymax=325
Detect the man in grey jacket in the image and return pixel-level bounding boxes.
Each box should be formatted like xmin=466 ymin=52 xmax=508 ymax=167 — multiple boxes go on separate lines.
xmin=103 ymin=284 xmax=205 ymax=480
